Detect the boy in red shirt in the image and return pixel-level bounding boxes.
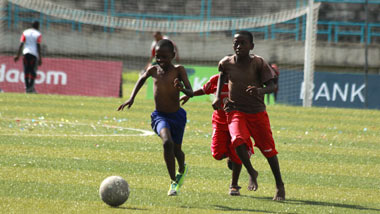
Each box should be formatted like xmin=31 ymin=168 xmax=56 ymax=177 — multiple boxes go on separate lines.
xmin=212 ymin=31 xmax=285 ymax=200
xmin=180 ymin=74 xmax=255 ymax=195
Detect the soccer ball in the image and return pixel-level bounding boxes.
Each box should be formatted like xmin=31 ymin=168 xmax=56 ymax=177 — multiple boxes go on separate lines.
xmin=99 ymin=176 xmax=130 ymax=207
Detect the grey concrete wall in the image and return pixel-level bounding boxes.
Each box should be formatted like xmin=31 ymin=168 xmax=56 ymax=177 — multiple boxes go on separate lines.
xmin=1 ymin=0 xmax=378 ymax=73
xmin=2 ymin=30 xmax=379 ymax=73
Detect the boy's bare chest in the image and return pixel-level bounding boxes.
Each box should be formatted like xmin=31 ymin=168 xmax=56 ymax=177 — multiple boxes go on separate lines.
xmin=153 ymin=70 xmax=179 ymax=84
xmin=226 ymin=63 xmax=259 ymax=82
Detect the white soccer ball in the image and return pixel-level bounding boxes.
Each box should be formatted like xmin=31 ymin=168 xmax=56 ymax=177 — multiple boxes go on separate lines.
xmin=99 ymin=176 xmax=130 ymax=207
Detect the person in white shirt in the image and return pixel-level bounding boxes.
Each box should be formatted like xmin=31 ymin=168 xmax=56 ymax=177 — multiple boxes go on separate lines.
xmin=14 ymin=21 xmax=42 ymax=93
xmin=144 ymin=31 xmax=180 ymax=71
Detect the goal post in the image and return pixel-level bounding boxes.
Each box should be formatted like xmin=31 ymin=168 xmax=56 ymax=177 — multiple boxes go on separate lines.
xmin=0 ymin=0 xmax=320 ymax=105
xmin=303 ymin=0 xmax=318 ymax=107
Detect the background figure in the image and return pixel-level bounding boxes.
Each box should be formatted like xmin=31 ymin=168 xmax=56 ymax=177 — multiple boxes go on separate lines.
xmin=267 ymin=62 xmax=280 ymax=104
xmin=144 ymin=31 xmax=180 ymax=71
xmin=14 ymin=20 xmax=42 ymax=93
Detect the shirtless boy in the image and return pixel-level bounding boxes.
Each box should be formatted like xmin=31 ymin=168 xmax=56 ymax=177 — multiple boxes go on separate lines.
xmin=212 ymin=31 xmax=285 ymax=200
xmin=118 ymin=39 xmax=193 ymax=196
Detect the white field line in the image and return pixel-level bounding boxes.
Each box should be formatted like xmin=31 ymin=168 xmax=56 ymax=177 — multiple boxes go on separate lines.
xmin=0 ymin=117 xmax=155 ymax=137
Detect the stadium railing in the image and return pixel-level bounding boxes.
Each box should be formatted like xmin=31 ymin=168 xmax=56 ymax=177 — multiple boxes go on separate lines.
xmin=45 ymin=17 xmax=79 ymax=32
xmin=333 ymin=21 xmax=365 ymax=43
xmin=315 ymin=0 xmax=380 ymax=3
xmin=0 ymin=2 xmax=11 ymax=28
xmin=271 ymin=19 xmax=301 ymax=41
xmin=13 ymin=3 xmax=43 ymax=29
xmin=2 ymin=0 xmax=380 ymax=44
xmin=368 ymin=23 xmax=380 ymax=43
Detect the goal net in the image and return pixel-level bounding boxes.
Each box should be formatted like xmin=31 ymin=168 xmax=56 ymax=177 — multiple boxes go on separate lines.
xmin=0 ymin=0 xmax=320 ymax=105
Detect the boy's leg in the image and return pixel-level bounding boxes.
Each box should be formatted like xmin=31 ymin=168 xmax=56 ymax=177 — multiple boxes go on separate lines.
xmin=248 ymin=111 xmax=285 ymax=200
xmin=267 ymin=155 xmax=285 ymax=200
xmin=29 ymin=56 xmax=38 ymax=93
xmin=174 ymin=143 xmax=188 ymax=188
xmin=170 ymin=108 xmax=188 ymax=188
xmin=227 ymin=158 xmax=233 ymax=170
xmin=210 ymin=128 xmax=229 ymax=161
xmin=159 ymin=128 xmax=180 ymax=196
xmin=151 ymin=110 xmax=184 ymax=196
xmin=30 ymin=69 xmax=37 ymax=93
xmin=235 ymin=143 xmax=258 ymax=191
xmin=227 ymin=111 xmax=258 ymax=191
xmin=159 ymin=127 xmax=176 ymax=182
xmin=173 ymin=144 xmax=185 ymax=174
xmin=24 ymin=55 xmax=37 ymax=93
xmin=229 ymin=161 xmax=242 ymax=196
xmin=24 ymin=73 xmax=31 ymax=92
xmin=228 ymin=132 xmax=255 ymax=187
xmin=23 ymin=57 xmax=31 ymax=92
xmin=231 ymin=162 xmax=241 ymax=187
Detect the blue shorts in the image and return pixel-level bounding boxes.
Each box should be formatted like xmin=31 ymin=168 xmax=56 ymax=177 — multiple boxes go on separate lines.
xmin=151 ymin=108 xmax=187 ymax=145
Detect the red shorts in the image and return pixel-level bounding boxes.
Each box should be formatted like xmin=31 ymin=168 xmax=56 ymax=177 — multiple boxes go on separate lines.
xmin=211 ymin=123 xmax=253 ymax=165
xmin=227 ymin=110 xmax=278 ymax=158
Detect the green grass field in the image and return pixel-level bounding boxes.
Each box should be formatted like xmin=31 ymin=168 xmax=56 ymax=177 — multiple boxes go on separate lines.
xmin=1 ymin=72 xmax=380 ymax=214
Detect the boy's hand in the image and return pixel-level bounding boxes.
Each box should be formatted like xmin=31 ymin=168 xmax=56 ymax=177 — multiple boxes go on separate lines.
xmin=246 ymin=85 xmax=262 ymax=96
xmin=174 ymin=78 xmax=184 ymax=91
xmin=117 ymin=99 xmax=134 ymax=111
xmin=14 ymin=56 xmax=19 ymax=62
xmin=212 ymin=98 xmax=221 ymax=110
xmin=180 ymin=95 xmax=190 ymax=105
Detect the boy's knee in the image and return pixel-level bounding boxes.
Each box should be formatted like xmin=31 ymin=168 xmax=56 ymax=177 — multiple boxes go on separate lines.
xmin=261 ymin=148 xmax=278 ymax=158
xmin=212 ymin=153 xmax=227 ymax=161
xmin=232 ymin=137 xmax=247 ymax=148
xmin=266 ymin=153 xmax=278 ymax=160
xmin=173 ymin=144 xmax=184 ymax=155
xmin=234 ymin=139 xmax=250 ymax=160
xmin=162 ymin=139 xmax=174 ymax=150
xmin=233 ymin=138 xmax=247 ymax=151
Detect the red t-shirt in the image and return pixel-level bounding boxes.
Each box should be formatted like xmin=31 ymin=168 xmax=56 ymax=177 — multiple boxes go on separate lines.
xmin=202 ymin=74 xmax=229 ymax=130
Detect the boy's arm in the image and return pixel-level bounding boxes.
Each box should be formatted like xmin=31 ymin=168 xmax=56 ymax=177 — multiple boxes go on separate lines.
xmin=180 ymin=88 xmax=205 ymax=105
xmin=14 ymin=43 xmax=23 ymax=62
xmin=174 ymin=45 xmax=180 ymax=63
xmin=246 ymin=79 xmax=276 ymax=96
xmin=246 ymin=59 xmax=277 ymax=96
xmin=176 ymin=66 xmax=193 ymax=97
xmin=117 ymin=69 xmax=152 ymax=111
xmin=37 ymin=43 xmax=42 ymax=65
xmin=212 ymin=72 xmax=227 ymax=110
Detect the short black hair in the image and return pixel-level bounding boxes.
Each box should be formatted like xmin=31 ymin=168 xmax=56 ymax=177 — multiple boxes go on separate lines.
xmin=32 ymin=20 xmax=39 ymax=29
xmin=235 ymin=31 xmax=253 ymax=44
xmin=156 ymin=39 xmax=175 ymax=53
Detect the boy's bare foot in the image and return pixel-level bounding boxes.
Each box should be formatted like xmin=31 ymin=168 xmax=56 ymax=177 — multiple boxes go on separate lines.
xmin=229 ymin=185 xmax=241 ymax=196
xmin=273 ymin=184 xmax=285 ymax=201
xmin=247 ymin=170 xmax=258 ymax=191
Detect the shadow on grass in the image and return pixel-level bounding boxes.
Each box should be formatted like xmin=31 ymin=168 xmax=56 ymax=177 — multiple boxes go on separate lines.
xmin=110 ymin=205 xmax=148 ymax=211
xmin=242 ymin=195 xmax=380 ymax=212
xmin=180 ymin=205 xmax=282 ymax=213
xmin=213 ymin=205 xmax=286 ymax=213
